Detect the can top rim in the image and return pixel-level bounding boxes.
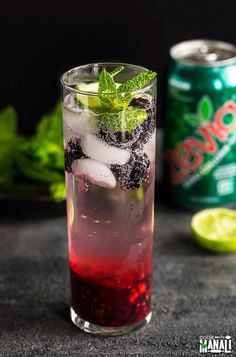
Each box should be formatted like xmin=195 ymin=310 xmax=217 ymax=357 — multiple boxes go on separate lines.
xmin=170 ymin=39 xmax=236 ymax=67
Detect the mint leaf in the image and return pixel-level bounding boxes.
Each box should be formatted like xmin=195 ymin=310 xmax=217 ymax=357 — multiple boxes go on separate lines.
xmin=36 ymin=102 xmax=63 ymax=145
xmin=110 ymin=66 xmax=124 ymax=77
xmin=100 ymin=107 xmax=147 ymax=132
xmin=0 ymin=106 xmax=17 ymax=141
xmin=198 ymin=96 xmax=213 ymax=121
xmin=16 ymin=140 xmax=64 ymax=183
xmin=49 ymin=182 xmax=66 ymax=202
xmin=98 ymin=69 xmax=116 ymax=93
xmin=118 ymin=71 xmax=156 ymax=94
xmin=0 ymin=141 xmax=17 ymax=189
xmin=98 ymin=69 xmax=117 ymax=106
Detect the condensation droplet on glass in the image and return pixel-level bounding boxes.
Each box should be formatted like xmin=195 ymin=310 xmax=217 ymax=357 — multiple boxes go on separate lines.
xmin=81 ymin=214 xmax=87 ymax=219
xmin=93 ymin=219 xmax=100 ymax=223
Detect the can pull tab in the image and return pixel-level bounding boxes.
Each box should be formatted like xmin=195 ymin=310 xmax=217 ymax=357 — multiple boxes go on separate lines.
xmin=197 ymin=45 xmax=218 ymax=62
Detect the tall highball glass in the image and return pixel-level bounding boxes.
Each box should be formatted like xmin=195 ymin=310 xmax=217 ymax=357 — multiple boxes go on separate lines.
xmin=61 ymin=63 xmax=156 ymax=335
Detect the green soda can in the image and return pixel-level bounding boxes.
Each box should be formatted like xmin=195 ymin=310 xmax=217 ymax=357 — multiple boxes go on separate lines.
xmin=164 ymin=39 xmax=236 ymax=208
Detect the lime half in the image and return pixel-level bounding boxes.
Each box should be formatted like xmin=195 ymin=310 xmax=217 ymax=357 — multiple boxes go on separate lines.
xmin=191 ymin=208 xmax=236 ymax=253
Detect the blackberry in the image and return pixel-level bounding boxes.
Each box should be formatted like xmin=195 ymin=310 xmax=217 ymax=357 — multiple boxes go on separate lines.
xmin=64 ymin=138 xmax=86 ymax=172
xmin=130 ymin=96 xmax=156 ymax=147
xmin=129 ymin=96 xmax=153 ymax=110
xmin=135 ymin=107 xmax=156 ymax=146
xmin=112 ymin=151 xmax=150 ymax=191
xmin=97 ymin=124 xmax=141 ymax=149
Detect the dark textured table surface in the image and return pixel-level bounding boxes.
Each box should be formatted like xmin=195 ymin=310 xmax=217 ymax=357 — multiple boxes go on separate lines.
xmin=0 ymin=203 xmax=236 ymax=357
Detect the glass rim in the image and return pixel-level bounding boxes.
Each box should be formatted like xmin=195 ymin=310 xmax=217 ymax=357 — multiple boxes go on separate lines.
xmin=60 ymin=62 xmax=156 ymax=97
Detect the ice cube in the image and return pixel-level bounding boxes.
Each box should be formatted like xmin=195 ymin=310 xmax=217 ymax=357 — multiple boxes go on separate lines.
xmin=144 ymin=129 xmax=156 ymax=162
xmin=81 ymin=133 xmax=130 ymax=165
xmin=63 ymin=106 xmax=99 ymax=141
xmin=64 ymin=94 xmax=79 ymax=110
xmin=72 ymin=159 xmax=116 ymax=189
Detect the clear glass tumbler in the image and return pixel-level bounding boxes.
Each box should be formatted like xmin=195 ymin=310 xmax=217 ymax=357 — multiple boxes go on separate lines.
xmin=61 ymin=63 xmax=156 ymax=335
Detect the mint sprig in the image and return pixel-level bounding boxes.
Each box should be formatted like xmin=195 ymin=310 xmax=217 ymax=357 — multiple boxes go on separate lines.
xmin=97 ymin=66 xmax=156 ymax=132
xmin=98 ymin=66 xmax=156 ymax=108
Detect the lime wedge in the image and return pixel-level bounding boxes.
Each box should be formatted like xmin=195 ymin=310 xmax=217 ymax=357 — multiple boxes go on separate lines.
xmin=75 ymin=82 xmax=101 ymax=109
xmin=75 ymin=82 xmax=121 ymax=109
xmin=191 ymin=208 xmax=236 ymax=253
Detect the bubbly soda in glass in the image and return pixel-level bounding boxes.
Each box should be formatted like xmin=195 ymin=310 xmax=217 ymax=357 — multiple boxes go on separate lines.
xmin=61 ymin=63 xmax=157 ymax=335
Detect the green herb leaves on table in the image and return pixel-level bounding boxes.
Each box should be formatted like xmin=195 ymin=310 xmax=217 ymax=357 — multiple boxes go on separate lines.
xmin=0 ymin=103 xmax=66 ymax=202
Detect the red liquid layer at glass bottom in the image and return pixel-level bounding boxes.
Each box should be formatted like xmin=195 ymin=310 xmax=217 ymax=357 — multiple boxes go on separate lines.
xmin=70 ymin=267 xmax=152 ymax=327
